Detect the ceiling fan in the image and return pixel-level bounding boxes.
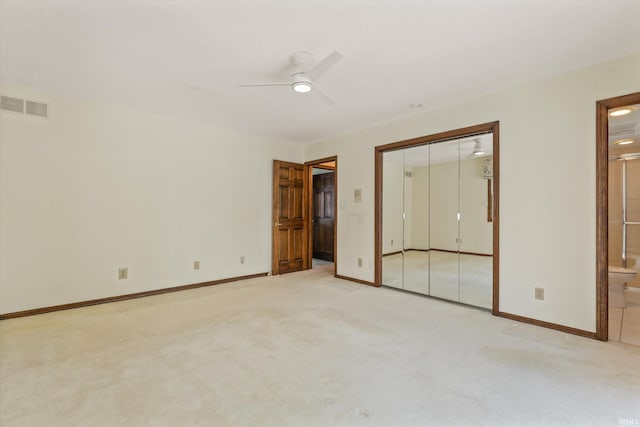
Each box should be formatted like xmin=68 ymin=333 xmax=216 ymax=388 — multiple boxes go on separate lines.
xmin=238 ymin=51 xmax=343 ymax=105
xmin=471 ymin=138 xmax=486 ymax=157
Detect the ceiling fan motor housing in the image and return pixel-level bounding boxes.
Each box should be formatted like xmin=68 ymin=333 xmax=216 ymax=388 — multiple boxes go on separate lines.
xmin=290 ymin=51 xmax=314 ymax=67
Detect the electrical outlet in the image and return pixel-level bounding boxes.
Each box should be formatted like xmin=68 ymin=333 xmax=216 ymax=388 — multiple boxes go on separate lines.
xmin=240 ymin=256 xmax=245 ymax=264
xmin=194 ymin=261 xmax=200 ymax=270
xmin=391 ymin=239 xmax=394 ymax=246
xmin=357 ymin=258 xmax=363 ymax=268
xmin=118 ymin=268 xmax=128 ymax=280
xmin=535 ymin=287 xmax=544 ymax=301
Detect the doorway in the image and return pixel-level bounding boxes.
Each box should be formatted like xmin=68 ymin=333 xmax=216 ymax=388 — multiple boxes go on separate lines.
xmin=306 ymin=157 xmax=337 ymax=275
xmin=271 ymin=157 xmax=338 ymax=276
xmin=596 ymin=91 xmax=640 ymax=343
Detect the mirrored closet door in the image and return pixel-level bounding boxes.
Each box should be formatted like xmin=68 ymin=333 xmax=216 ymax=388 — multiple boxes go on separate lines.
xmin=380 ymin=131 xmax=495 ymax=310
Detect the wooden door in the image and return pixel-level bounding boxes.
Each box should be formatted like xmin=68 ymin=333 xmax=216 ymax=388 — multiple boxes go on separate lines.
xmin=272 ymin=160 xmax=307 ymax=274
xmin=312 ymin=172 xmax=335 ymax=261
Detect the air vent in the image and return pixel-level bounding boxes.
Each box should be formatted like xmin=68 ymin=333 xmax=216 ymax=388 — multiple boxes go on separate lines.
xmin=1 ymin=95 xmax=48 ymax=118
xmin=1 ymin=96 xmax=24 ymax=113
xmin=610 ymin=123 xmax=638 ymax=137
xmin=25 ymin=100 xmax=48 ymax=117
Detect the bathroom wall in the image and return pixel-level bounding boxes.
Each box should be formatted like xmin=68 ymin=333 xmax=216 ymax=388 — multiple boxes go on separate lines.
xmin=610 ymin=158 xmax=640 ymax=287
xmin=305 ymin=54 xmax=640 ymax=332
xmin=609 ymin=160 xmax=624 ymax=267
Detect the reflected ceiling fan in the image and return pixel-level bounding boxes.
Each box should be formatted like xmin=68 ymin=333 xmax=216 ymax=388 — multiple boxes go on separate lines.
xmin=237 ymin=51 xmax=343 ymax=105
xmin=469 ymin=138 xmax=486 ymax=157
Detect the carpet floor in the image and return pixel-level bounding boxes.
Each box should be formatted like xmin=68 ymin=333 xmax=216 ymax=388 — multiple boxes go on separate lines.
xmin=1 ymin=265 xmax=639 ymax=426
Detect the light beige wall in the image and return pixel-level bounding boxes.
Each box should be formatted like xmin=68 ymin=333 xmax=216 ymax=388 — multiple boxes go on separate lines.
xmin=415 ymin=157 xmax=492 ymax=254
xmin=382 ymin=152 xmax=404 ymax=254
xmin=0 ymin=81 xmax=303 ymax=314
xmin=391 ymin=157 xmax=492 ymax=254
xmin=410 ymin=166 xmax=429 ymax=250
xmin=428 ymin=161 xmax=459 ymax=251
xmin=403 ymin=171 xmax=412 ymax=250
xmin=305 ymin=54 xmax=640 ymax=332
xmin=460 ymin=157 xmax=493 ymax=255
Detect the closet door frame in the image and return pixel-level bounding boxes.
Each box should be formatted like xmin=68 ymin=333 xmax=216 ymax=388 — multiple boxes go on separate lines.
xmin=374 ymin=121 xmax=500 ymax=314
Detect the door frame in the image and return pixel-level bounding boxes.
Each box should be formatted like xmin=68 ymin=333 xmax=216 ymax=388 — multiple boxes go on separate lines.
xmin=595 ymin=91 xmax=640 ymax=341
xmin=305 ymin=156 xmax=338 ymax=275
xmin=374 ymin=122 xmax=500 ymax=314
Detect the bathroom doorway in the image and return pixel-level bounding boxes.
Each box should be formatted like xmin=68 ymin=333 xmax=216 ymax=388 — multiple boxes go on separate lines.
xmin=596 ymin=91 xmax=640 ymax=344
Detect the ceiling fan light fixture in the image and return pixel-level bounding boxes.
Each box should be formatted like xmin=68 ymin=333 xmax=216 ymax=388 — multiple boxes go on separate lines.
xmin=610 ymin=107 xmax=635 ymax=117
xmin=292 ymin=82 xmax=312 ymax=93
xmin=471 ymin=138 xmax=485 ymax=156
xmin=615 ymin=139 xmax=634 ymax=145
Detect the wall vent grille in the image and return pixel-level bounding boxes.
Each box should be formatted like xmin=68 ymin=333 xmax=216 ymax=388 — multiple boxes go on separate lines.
xmin=1 ymin=95 xmax=49 ymax=118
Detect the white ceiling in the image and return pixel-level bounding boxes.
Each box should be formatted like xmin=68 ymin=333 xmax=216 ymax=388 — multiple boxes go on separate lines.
xmin=1 ymin=0 xmax=639 ymax=144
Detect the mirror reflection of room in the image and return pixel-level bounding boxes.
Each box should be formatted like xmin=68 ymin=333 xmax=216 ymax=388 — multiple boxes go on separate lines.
xmin=382 ymin=133 xmax=493 ymax=309
xmin=608 ymin=103 xmax=640 ymax=345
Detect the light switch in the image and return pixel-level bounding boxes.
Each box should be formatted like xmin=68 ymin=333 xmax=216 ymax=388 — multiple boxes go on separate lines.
xmin=354 ymin=188 xmax=362 ymax=203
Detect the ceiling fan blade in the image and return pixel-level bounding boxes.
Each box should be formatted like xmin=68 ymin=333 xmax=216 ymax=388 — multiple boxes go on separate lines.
xmin=237 ymin=83 xmax=291 ymax=87
xmin=306 ymin=51 xmax=343 ymax=82
xmin=312 ymin=86 xmax=334 ymax=105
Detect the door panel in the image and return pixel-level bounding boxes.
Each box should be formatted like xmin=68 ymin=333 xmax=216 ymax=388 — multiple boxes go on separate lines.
xmin=312 ymin=172 xmax=335 ymax=261
xmin=273 ymin=160 xmax=307 ymax=274
xmin=402 ymin=145 xmax=430 ymax=295
xmin=429 ymin=139 xmax=460 ymax=302
xmin=382 ymin=150 xmax=404 ymax=289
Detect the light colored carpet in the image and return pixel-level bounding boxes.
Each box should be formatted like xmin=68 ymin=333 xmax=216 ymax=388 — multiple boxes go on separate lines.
xmin=1 ymin=265 xmax=639 ymax=426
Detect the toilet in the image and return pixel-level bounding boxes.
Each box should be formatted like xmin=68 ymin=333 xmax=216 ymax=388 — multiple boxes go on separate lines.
xmin=608 ymin=266 xmax=638 ymax=308
xmin=624 ymin=285 xmax=640 ymax=306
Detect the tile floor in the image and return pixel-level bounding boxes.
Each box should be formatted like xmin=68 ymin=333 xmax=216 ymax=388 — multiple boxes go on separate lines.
xmin=382 ymin=250 xmax=492 ymax=309
xmin=609 ymin=305 xmax=640 ymax=346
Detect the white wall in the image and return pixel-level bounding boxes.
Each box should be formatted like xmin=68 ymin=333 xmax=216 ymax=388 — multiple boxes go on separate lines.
xmin=0 ymin=81 xmax=303 ymax=314
xmin=305 ymin=54 xmax=640 ymax=332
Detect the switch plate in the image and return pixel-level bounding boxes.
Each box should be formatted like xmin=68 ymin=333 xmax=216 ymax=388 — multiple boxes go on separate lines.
xmin=194 ymin=261 xmax=200 ymax=270
xmin=354 ymin=188 xmax=362 ymax=203
xmin=118 ymin=268 xmax=128 ymax=280
xmin=357 ymin=258 xmax=363 ymax=267
xmin=535 ymin=287 xmax=544 ymax=300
